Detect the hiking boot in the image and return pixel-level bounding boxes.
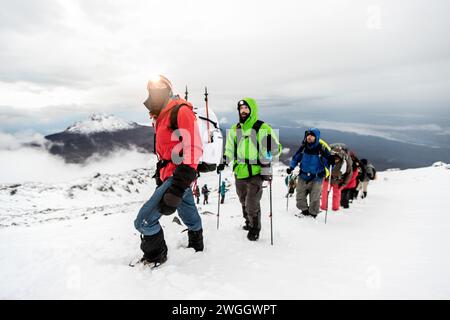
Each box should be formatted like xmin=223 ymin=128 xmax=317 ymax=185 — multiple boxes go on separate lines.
xmin=247 ymin=228 xmax=260 ymax=241
xmin=188 ymin=229 xmax=204 ymax=252
xmin=140 ymin=229 xmax=168 ymax=265
xmin=301 ymin=210 xmax=311 ymax=217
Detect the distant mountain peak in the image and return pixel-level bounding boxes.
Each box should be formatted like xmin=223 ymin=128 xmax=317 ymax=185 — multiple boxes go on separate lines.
xmin=432 ymin=161 xmax=448 ymax=167
xmin=65 ymin=113 xmax=138 ymax=134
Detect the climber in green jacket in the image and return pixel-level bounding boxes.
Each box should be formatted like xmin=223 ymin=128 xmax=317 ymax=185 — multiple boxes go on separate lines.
xmin=217 ymin=98 xmax=282 ymax=241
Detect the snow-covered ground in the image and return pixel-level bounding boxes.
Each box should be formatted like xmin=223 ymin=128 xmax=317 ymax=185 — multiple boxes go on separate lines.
xmin=1 ymin=161 xmax=450 ymax=299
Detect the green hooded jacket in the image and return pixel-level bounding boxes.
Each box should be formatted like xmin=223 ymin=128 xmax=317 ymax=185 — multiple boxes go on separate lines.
xmin=224 ymin=98 xmax=282 ymax=179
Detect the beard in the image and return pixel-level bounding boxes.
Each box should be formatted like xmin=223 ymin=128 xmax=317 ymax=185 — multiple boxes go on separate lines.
xmin=239 ymin=113 xmax=250 ymax=123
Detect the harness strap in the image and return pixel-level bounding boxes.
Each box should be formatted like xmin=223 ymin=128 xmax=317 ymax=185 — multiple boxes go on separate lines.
xmin=233 ymin=120 xmax=271 ymax=178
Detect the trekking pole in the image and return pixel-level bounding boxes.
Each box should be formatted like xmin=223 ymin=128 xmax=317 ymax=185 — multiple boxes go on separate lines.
xmin=204 ymin=87 xmax=211 ymax=143
xmin=217 ymin=171 xmax=222 ymax=230
xmin=269 ymin=178 xmax=274 ymax=245
xmin=185 ymin=85 xmax=188 ymax=101
xmin=286 ymin=185 xmax=289 ymax=212
xmin=286 ymin=175 xmax=290 ymax=211
xmin=325 ymin=165 xmax=332 ymax=224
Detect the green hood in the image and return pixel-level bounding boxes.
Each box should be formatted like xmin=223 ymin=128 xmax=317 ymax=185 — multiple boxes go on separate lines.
xmin=239 ymin=97 xmax=258 ymax=130
xmin=224 ymin=97 xmax=283 ymax=179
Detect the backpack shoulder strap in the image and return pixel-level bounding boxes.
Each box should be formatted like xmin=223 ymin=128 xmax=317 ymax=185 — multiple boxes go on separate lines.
xmin=319 ymin=139 xmax=331 ymax=151
xmin=234 ymin=123 xmax=241 ymax=161
xmin=252 ymin=120 xmax=265 ymax=133
xmin=252 ymin=120 xmax=270 ymax=168
xmin=251 ymin=120 xmax=265 ymax=151
xmin=233 ymin=120 xmax=267 ymax=172
xmin=198 ymin=115 xmax=218 ymax=129
xmin=169 ymin=103 xmax=190 ymax=131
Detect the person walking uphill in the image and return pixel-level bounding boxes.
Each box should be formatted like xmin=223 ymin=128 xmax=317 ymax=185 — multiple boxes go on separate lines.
xmin=193 ymin=185 xmax=200 ymax=205
xmin=359 ymin=159 xmax=377 ymax=199
xmin=320 ymin=145 xmax=353 ymax=212
xmin=201 ymin=184 xmax=210 ymax=205
xmin=340 ymin=151 xmax=363 ymax=208
xmin=134 ymin=75 xmax=204 ymax=267
xmin=286 ymin=128 xmax=332 ymax=218
xmin=217 ymin=98 xmax=282 ymax=241
xmin=219 ymin=181 xmax=228 ymax=204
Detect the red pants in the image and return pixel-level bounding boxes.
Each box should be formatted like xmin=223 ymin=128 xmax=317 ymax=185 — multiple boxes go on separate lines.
xmin=320 ymin=180 xmax=341 ymax=211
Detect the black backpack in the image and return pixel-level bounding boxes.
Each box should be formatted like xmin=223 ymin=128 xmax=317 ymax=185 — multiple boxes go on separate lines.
xmin=168 ymin=104 xmax=219 ymax=173
xmin=367 ymin=164 xmax=377 ymax=180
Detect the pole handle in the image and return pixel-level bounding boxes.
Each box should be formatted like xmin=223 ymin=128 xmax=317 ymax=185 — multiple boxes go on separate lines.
xmin=204 ymin=86 xmax=211 ymax=143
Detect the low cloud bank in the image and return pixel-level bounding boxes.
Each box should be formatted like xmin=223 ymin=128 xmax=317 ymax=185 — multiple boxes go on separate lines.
xmin=0 ymin=131 xmax=155 ymax=184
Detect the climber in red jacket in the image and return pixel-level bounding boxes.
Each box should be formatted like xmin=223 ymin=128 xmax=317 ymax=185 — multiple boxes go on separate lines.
xmin=134 ymin=75 xmax=203 ymax=267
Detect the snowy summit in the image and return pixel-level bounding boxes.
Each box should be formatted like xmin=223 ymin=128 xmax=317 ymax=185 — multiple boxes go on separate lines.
xmin=65 ymin=113 xmax=137 ymax=134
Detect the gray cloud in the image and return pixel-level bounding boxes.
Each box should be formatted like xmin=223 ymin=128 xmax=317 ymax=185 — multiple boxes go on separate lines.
xmin=0 ymin=0 xmax=62 ymax=33
xmin=0 ymin=0 xmax=449 ymax=131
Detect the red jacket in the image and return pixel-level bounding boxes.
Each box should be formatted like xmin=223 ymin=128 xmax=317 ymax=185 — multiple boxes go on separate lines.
xmin=155 ymin=97 xmax=203 ymax=182
xmin=343 ymin=169 xmax=359 ymax=190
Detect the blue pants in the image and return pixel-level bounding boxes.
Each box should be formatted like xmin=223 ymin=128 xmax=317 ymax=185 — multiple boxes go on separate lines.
xmin=134 ymin=177 xmax=202 ymax=236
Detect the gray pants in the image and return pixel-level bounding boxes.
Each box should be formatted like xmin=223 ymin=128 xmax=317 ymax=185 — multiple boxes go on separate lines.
xmin=296 ymin=177 xmax=323 ymax=216
xmin=235 ymin=175 xmax=263 ymax=231
xmin=358 ymin=180 xmax=369 ymax=193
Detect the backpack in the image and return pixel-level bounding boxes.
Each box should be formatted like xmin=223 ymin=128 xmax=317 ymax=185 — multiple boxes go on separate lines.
xmin=169 ymin=104 xmax=223 ymax=173
xmin=366 ymin=164 xmax=376 ymax=180
xmin=193 ymin=186 xmax=200 ymax=197
xmin=330 ymin=144 xmax=349 ymax=175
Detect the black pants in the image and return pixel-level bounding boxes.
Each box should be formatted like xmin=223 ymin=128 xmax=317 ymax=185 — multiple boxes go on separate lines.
xmin=340 ymin=189 xmax=351 ymax=209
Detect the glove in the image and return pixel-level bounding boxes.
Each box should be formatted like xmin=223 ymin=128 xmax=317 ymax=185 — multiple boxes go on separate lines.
xmin=216 ymin=163 xmax=225 ymax=173
xmin=217 ymin=155 xmax=228 ymax=174
xmin=261 ymin=174 xmax=273 ymax=181
xmin=286 ymin=167 xmax=293 ymax=174
xmin=159 ymin=164 xmax=197 ymax=216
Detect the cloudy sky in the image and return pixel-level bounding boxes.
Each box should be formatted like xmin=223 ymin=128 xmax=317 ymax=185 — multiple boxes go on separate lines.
xmin=1 ymin=0 xmax=449 ymax=133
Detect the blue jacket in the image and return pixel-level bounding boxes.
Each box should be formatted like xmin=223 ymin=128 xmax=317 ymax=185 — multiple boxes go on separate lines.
xmin=289 ymin=128 xmax=331 ymax=182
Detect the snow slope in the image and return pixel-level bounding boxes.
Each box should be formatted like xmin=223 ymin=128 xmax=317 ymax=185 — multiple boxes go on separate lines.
xmin=1 ymin=162 xmax=449 ymax=299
